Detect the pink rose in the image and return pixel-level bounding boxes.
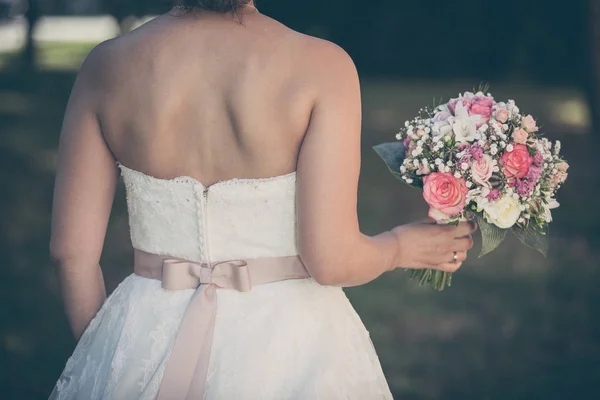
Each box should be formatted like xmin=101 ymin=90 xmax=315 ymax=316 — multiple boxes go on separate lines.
xmin=468 ymin=95 xmax=495 ymax=127
xmin=512 ymin=128 xmax=528 ymax=144
xmin=521 ymin=115 xmax=538 ymax=132
xmin=495 ymin=108 xmax=509 ymax=123
xmin=501 ymin=144 xmax=533 ymax=179
xmin=422 ymin=172 xmax=469 ymax=216
xmin=471 ymin=154 xmax=494 ymax=186
xmin=448 ymin=98 xmax=473 ymax=114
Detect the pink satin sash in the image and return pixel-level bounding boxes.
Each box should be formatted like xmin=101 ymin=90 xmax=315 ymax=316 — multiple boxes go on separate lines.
xmin=133 ymin=249 xmax=310 ymax=400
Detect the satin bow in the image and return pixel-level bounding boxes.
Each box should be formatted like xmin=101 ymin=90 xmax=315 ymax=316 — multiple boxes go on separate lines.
xmin=162 ymin=258 xmax=253 ymax=292
xmin=133 ymin=249 xmax=310 ymax=400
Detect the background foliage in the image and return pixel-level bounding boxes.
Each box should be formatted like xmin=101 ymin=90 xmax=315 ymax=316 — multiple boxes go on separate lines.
xmin=1 ymin=1 xmax=599 ymax=399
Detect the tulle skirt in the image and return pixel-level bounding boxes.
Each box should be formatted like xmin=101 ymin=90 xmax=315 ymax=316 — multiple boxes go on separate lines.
xmin=50 ymin=274 xmax=393 ymax=399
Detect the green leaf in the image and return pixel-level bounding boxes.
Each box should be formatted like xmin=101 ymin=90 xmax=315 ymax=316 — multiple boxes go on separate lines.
xmin=512 ymin=222 xmax=549 ymax=257
xmin=372 ymin=142 xmax=407 ymax=181
xmin=476 ymin=213 xmax=508 ymax=257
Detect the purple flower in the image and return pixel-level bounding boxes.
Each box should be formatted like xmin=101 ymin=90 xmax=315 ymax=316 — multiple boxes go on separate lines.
xmin=526 ymin=164 xmax=543 ymax=183
xmin=469 ymin=144 xmax=484 ymax=161
xmin=516 ymin=179 xmax=534 ymax=197
xmin=487 ymin=189 xmax=501 ymax=201
xmin=533 ymin=151 xmax=544 ymax=166
xmin=460 ymin=155 xmax=472 ymax=166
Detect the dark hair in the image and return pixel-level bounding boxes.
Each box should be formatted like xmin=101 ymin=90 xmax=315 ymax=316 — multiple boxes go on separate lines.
xmin=180 ymin=0 xmax=253 ymax=13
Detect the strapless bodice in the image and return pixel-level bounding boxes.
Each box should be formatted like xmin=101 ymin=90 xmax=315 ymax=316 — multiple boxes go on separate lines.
xmin=118 ymin=164 xmax=299 ymax=263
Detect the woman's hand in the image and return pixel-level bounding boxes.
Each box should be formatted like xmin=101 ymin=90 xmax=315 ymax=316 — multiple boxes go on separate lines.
xmin=390 ymin=219 xmax=477 ymax=273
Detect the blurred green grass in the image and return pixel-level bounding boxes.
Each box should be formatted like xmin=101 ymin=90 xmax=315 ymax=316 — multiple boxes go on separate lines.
xmin=1 ymin=43 xmax=599 ymax=400
xmin=0 ymin=42 xmax=97 ymax=71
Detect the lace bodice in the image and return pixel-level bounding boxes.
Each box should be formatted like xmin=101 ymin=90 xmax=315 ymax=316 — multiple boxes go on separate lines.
xmin=118 ymin=164 xmax=300 ymax=263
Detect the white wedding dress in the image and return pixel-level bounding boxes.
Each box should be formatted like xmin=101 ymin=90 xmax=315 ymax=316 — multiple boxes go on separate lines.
xmin=49 ymin=163 xmax=393 ymax=400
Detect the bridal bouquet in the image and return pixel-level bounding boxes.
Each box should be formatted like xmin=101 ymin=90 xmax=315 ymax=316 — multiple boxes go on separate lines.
xmin=373 ymin=89 xmax=568 ymax=291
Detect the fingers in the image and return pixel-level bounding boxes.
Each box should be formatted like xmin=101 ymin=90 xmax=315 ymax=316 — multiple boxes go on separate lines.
xmin=453 ymin=236 xmax=474 ymax=251
xmin=455 ymin=250 xmax=467 ymax=262
xmin=454 ymin=220 xmax=477 ymax=237
xmin=428 ymin=249 xmax=467 ymax=272
xmin=436 ymin=261 xmax=463 ymax=273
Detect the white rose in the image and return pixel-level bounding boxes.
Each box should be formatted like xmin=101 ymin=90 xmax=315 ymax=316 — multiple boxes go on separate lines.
xmin=482 ymin=195 xmax=522 ymax=229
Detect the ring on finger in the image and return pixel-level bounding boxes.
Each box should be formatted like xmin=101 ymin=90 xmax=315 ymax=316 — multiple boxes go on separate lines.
xmin=452 ymin=251 xmax=458 ymax=263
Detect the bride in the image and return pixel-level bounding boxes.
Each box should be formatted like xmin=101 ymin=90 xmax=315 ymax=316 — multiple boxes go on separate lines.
xmin=48 ymin=1 xmax=476 ymax=398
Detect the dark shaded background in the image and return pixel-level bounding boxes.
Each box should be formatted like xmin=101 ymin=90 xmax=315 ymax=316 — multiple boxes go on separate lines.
xmin=1 ymin=1 xmax=599 ymax=399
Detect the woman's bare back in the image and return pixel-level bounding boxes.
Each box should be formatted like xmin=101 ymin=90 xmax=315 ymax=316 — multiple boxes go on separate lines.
xmin=95 ymin=8 xmax=318 ymax=185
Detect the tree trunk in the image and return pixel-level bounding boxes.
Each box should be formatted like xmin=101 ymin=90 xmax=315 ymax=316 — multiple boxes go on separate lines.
xmin=587 ymin=0 xmax=600 ymax=135
xmin=22 ymin=0 xmax=40 ymax=70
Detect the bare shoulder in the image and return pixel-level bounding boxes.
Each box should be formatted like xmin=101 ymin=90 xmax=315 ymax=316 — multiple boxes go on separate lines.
xmin=76 ymin=16 xmax=162 ymax=84
xmin=292 ymin=33 xmax=360 ymax=89
xmin=74 ymin=35 xmax=128 ymax=93
xmin=261 ymin=14 xmax=358 ymax=82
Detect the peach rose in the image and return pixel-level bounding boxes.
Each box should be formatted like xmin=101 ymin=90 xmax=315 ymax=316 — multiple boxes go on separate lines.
xmin=551 ymin=162 xmax=569 ymax=187
xmin=556 ymin=161 xmax=569 ymax=173
xmin=471 ymin=154 xmax=494 ymax=186
xmin=501 ymin=144 xmax=533 ymax=179
xmin=521 ymin=115 xmax=538 ymax=132
xmin=512 ymin=128 xmax=528 ymax=144
xmin=416 ymin=163 xmax=431 ymax=175
xmin=423 ymin=172 xmax=469 ymax=217
xmin=551 ymin=172 xmax=567 ymax=187
xmin=495 ymin=108 xmax=509 ymax=123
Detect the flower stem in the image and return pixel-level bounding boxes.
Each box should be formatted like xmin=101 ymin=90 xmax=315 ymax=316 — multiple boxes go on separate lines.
xmin=407 ymin=268 xmax=452 ymax=291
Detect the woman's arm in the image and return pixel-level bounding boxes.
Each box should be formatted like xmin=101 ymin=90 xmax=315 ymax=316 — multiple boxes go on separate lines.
xmin=50 ymin=44 xmax=117 ymax=340
xmin=296 ymin=42 xmax=475 ymax=287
